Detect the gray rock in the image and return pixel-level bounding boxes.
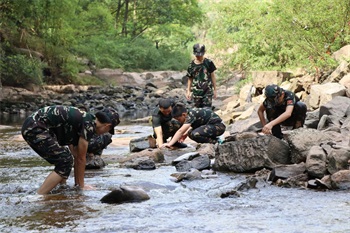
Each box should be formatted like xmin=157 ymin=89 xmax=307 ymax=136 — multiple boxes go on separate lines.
xmin=100 ymin=185 xmax=150 ymax=204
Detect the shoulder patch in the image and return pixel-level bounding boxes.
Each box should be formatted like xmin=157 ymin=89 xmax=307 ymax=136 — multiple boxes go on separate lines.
xmin=287 ymin=100 xmax=293 ymax=105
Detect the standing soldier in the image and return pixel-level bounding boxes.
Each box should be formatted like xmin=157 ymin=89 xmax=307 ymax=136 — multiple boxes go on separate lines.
xmin=186 ymin=43 xmax=217 ymax=108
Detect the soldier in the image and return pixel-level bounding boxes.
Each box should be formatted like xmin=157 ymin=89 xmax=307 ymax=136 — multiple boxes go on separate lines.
xmin=186 ymin=43 xmax=217 ymax=108
xmin=21 ymin=105 xmax=120 ymax=194
xmin=161 ymin=103 xmax=226 ymax=148
xmin=75 ymin=104 xmax=114 ymax=168
xmin=257 ymin=84 xmax=307 ymax=139
xmin=152 ymin=98 xmax=187 ymax=148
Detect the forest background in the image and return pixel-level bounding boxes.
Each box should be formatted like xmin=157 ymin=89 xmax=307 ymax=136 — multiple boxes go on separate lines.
xmin=1 ymin=0 xmax=350 ymax=88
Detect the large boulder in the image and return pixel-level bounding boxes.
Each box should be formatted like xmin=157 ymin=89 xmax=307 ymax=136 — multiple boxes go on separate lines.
xmin=285 ymin=128 xmax=335 ymax=164
xmin=213 ymin=135 xmax=291 ymax=173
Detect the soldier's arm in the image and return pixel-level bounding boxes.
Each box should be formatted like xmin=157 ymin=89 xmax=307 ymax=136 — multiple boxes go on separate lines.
xmin=154 ymin=126 xmax=164 ymax=148
xmin=187 ymin=77 xmax=193 ymax=100
xmin=74 ymin=136 xmax=88 ymax=188
xmin=211 ymin=72 xmax=217 ymax=99
xmin=165 ymin=123 xmax=191 ymax=147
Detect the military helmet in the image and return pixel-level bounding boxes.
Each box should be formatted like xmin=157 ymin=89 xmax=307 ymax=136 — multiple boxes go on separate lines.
xmin=265 ymin=84 xmax=281 ymax=98
xmin=193 ymin=43 xmax=206 ymax=56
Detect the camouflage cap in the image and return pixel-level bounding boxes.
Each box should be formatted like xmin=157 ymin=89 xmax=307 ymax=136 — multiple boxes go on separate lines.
xmin=265 ymin=84 xmax=281 ymax=98
xmin=101 ymin=107 xmax=120 ymax=135
xmin=193 ymin=43 xmax=206 ymax=56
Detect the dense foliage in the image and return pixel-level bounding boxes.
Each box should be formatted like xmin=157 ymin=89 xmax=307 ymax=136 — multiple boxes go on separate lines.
xmin=0 ymin=0 xmax=202 ymax=86
xmin=1 ymin=0 xmax=350 ymax=86
xmin=205 ymin=0 xmax=350 ymax=74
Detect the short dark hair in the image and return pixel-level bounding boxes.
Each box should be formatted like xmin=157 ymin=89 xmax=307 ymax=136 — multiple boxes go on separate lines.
xmin=158 ymin=98 xmax=173 ymax=109
xmin=171 ymin=103 xmax=187 ymax=117
xmin=95 ymin=107 xmax=120 ymax=135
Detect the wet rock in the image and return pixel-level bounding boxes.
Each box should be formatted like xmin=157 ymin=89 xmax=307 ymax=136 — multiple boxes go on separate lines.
xmin=268 ymin=163 xmax=306 ymax=182
xmin=170 ymin=168 xmax=202 ymax=182
xmin=120 ymin=148 xmax=164 ymax=164
xmin=86 ymin=154 xmax=106 ymax=169
xmin=327 ymin=147 xmax=350 ymax=174
xmin=129 ymin=135 xmax=157 ymax=152
xmin=173 ymin=153 xmax=211 ymax=172
xmin=100 ymin=185 xmax=150 ymax=204
xmin=330 ymin=170 xmax=350 ymax=190
xmin=285 ymin=128 xmax=335 ymax=164
xmin=305 ymin=146 xmax=327 ymax=178
xmin=123 ymin=157 xmax=156 ymax=170
xmin=214 ymin=135 xmax=291 ymax=173
xmin=172 ymin=152 xmax=200 ymax=165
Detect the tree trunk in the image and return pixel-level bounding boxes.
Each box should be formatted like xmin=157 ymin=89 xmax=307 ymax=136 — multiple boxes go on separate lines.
xmin=122 ymin=0 xmax=129 ymax=36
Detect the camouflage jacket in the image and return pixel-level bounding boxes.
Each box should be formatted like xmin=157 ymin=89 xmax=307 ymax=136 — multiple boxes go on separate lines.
xmin=186 ymin=58 xmax=217 ymax=97
xmin=24 ymin=105 xmax=96 ymax=146
xmin=185 ymin=108 xmax=222 ymax=129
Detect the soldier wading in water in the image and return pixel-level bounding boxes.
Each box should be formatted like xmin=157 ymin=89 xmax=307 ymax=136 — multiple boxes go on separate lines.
xmin=21 ymin=105 xmax=120 ymax=194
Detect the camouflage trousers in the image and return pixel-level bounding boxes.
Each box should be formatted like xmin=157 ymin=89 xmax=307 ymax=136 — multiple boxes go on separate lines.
xmin=266 ymin=101 xmax=307 ymax=139
xmin=188 ymin=122 xmax=226 ymax=143
xmin=193 ymin=94 xmax=213 ymax=108
xmin=21 ymin=118 xmax=73 ymax=179
xmin=153 ymin=119 xmax=181 ymax=142
xmin=87 ymin=133 xmax=112 ymax=156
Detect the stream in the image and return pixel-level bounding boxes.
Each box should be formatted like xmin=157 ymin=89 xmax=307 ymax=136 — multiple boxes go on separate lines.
xmin=1 ymin=114 xmax=350 ymax=233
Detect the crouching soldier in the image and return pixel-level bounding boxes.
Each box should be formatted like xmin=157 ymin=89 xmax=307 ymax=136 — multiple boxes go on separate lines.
xmin=257 ymin=84 xmax=307 ymax=139
xmin=161 ymin=103 xmax=226 ymax=148
xmin=152 ymin=98 xmax=187 ymax=149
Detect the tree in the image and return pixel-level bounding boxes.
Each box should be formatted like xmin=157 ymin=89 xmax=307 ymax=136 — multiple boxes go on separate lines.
xmin=205 ymin=0 xmax=350 ymax=72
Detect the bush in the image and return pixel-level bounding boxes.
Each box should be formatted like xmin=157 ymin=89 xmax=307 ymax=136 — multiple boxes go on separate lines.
xmin=0 ymin=54 xmax=44 ymax=87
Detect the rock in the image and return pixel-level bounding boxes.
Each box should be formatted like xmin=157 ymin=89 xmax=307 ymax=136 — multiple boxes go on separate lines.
xmin=305 ymin=146 xmax=327 ymax=178
xmin=330 ymin=170 xmax=350 ymax=190
xmin=100 ymin=185 xmax=150 ymax=204
xmin=129 ymin=135 xmax=157 ymax=152
xmin=213 ymin=135 xmax=291 ymax=173
xmin=86 ymin=154 xmax=106 ymax=169
xmin=268 ymin=163 xmax=306 ymax=182
xmin=123 ymin=157 xmax=156 ymax=170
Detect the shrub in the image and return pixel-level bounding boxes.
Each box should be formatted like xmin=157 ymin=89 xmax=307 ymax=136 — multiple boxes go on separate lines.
xmin=0 ymin=54 xmax=44 ymax=87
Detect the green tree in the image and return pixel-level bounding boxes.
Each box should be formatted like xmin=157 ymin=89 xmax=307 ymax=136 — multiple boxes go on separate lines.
xmin=206 ymin=0 xmax=350 ymax=73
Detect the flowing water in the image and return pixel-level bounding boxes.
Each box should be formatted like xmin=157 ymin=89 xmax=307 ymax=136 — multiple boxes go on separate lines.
xmin=1 ymin=115 xmax=350 ymax=233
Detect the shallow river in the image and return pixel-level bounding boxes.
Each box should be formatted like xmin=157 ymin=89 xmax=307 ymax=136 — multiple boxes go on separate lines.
xmin=1 ymin=118 xmax=350 ymax=233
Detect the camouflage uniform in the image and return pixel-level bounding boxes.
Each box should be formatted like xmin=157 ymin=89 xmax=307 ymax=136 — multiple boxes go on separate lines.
xmin=87 ymin=133 xmax=112 ymax=156
xmin=186 ymin=58 xmax=217 ymax=108
xmin=185 ymin=108 xmax=226 ymax=143
xmin=263 ymin=89 xmax=307 ymax=139
xmin=21 ymin=106 xmax=96 ymax=179
xmin=151 ymin=107 xmax=181 ymax=142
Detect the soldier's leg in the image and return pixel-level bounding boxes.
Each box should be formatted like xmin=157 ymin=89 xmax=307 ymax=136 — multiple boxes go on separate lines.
xmin=193 ymin=96 xmax=204 ymax=108
xmin=265 ymin=108 xmax=283 ymax=139
xmin=292 ymin=101 xmax=307 ymax=129
xmin=201 ymin=95 xmax=213 ymax=108
xmin=281 ymin=101 xmax=307 ymax=129
xmin=188 ymin=123 xmax=226 ymax=143
xmin=22 ymin=126 xmax=73 ymax=194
